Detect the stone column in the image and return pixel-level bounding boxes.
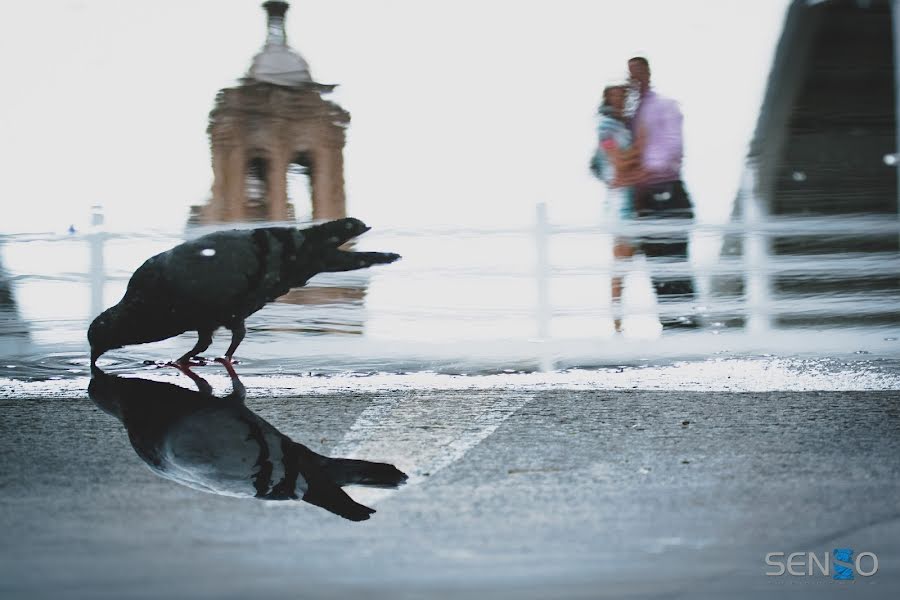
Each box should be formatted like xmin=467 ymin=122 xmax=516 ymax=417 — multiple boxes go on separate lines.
xmin=268 ymin=148 xmax=290 ymax=222
xmin=312 ymin=145 xmax=346 ymax=220
xmin=225 ymin=146 xmax=247 ymax=222
xmin=209 ymin=147 xmax=227 ymax=221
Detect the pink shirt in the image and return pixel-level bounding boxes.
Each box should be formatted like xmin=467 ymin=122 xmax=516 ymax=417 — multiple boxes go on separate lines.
xmin=633 ymin=90 xmax=684 ymax=184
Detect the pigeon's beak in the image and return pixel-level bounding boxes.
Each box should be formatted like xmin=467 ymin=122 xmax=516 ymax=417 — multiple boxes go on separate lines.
xmin=89 ymin=361 xmax=106 ymax=379
xmin=341 ymin=223 xmax=370 ymax=245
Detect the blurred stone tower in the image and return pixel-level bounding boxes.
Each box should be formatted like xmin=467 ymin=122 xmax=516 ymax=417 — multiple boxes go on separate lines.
xmin=191 ymin=1 xmax=350 ymax=224
xmin=717 ymin=0 xmax=899 ymax=328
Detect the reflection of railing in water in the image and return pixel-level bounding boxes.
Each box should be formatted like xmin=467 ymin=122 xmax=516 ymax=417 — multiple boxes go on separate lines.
xmin=1 ymin=207 xmax=897 ymax=357
xmin=533 ymin=200 xmax=899 ymax=345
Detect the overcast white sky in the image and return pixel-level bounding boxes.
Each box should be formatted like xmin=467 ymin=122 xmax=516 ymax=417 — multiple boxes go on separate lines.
xmin=0 ymin=0 xmax=788 ymax=233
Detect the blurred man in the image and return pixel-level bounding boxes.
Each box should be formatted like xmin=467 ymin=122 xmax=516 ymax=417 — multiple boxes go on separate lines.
xmin=628 ymin=56 xmax=697 ymax=328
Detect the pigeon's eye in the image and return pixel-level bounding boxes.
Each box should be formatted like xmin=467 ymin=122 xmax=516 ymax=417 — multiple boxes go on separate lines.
xmin=200 ymin=248 xmax=216 ymax=257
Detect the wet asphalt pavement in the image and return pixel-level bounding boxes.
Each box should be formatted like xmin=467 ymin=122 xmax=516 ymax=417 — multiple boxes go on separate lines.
xmin=1 ymin=386 xmax=899 ymax=599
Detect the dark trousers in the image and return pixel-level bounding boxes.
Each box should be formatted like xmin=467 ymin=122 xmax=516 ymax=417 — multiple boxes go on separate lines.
xmin=634 ymin=180 xmax=695 ymax=305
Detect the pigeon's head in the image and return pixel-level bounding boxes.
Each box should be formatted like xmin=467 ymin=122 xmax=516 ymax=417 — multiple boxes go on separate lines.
xmin=88 ymin=306 xmax=125 ymax=364
xmin=308 ymin=217 xmax=371 ymax=247
xmin=87 ymin=364 xmax=123 ymax=419
xmin=338 ymin=217 xmax=371 ymax=240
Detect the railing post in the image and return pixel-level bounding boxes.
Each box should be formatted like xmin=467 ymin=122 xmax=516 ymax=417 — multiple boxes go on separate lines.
xmin=740 ymin=165 xmax=773 ymax=333
xmin=89 ymin=205 xmax=106 ymax=320
xmin=535 ymin=202 xmax=553 ymax=371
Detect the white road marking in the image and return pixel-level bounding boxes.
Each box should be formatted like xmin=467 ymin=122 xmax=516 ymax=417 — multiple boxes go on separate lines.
xmin=331 ymin=390 xmax=534 ymax=505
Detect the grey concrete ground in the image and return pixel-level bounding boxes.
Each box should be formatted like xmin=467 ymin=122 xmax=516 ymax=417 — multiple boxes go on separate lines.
xmin=1 ymin=387 xmax=899 ymax=599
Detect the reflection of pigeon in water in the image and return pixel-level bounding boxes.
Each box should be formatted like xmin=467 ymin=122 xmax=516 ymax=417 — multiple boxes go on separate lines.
xmin=88 ymin=218 xmax=399 ymax=364
xmin=88 ymin=362 xmax=408 ymax=521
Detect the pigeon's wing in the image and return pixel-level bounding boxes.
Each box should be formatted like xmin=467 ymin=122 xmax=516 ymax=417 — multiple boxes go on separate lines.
xmin=159 ymin=406 xmax=291 ymax=499
xmin=158 ymin=230 xmax=267 ymax=316
xmin=122 ymin=252 xmax=168 ymax=298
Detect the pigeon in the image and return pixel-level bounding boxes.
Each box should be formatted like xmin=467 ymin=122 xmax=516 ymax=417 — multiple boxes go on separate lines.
xmin=88 ymin=218 xmax=399 ymax=365
xmin=88 ymin=361 xmax=408 ymax=521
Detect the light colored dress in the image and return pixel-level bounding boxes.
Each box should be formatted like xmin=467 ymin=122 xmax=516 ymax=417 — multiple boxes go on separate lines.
xmin=591 ymin=110 xmax=636 ymax=223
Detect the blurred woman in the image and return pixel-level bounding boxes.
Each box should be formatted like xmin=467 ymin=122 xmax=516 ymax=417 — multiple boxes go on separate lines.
xmin=590 ymin=84 xmax=644 ymax=332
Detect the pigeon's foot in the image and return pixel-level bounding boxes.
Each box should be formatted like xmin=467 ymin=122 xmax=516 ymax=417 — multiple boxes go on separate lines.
xmin=214 ymin=357 xmax=246 ymax=400
xmin=214 ymin=356 xmax=240 ymax=365
xmin=214 ymin=356 xmax=239 ymax=378
xmin=146 ymin=357 xmax=209 ymax=369
xmin=145 ymin=360 xmax=191 ymax=369
xmin=166 ymin=361 xmax=213 ymax=394
xmin=165 ymin=360 xmax=198 ymax=372
xmin=178 ymin=356 xmax=210 ymax=367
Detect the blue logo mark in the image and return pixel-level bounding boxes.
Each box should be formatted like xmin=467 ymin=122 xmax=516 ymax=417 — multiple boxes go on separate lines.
xmin=833 ymin=548 xmax=854 ymax=580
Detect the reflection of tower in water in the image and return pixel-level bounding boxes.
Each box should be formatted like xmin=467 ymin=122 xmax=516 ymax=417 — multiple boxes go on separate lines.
xmin=190 ymin=1 xmax=366 ymax=335
xmin=191 ymin=0 xmax=349 ymax=224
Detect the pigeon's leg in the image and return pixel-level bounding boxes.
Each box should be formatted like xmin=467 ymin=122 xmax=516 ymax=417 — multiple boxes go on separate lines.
xmin=169 ymin=362 xmax=213 ymax=395
xmin=215 ymin=357 xmax=245 ymax=402
xmin=176 ymin=330 xmax=214 ymax=365
xmin=224 ymin=321 xmax=246 ymax=360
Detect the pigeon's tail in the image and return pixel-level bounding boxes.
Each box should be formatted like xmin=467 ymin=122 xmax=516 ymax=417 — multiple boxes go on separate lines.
xmin=300 ymin=217 xmax=400 ymax=274
xmin=318 ymin=457 xmax=409 ymax=489
xmin=302 ymin=477 xmax=376 ymax=522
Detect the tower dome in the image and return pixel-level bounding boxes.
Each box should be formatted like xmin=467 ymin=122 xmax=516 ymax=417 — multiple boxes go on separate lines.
xmin=247 ymin=1 xmax=313 ymax=86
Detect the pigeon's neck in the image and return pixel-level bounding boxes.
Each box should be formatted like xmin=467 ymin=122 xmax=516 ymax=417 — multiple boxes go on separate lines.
xmin=90 ymin=301 xmax=142 ymax=355
xmin=87 ymin=372 xmax=124 ymax=420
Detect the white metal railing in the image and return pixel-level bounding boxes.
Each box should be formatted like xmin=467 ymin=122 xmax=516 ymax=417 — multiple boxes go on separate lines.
xmin=1 ymin=204 xmax=898 ymax=370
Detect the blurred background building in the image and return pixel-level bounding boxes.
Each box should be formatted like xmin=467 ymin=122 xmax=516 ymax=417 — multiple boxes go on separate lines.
xmin=190 ymin=1 xmax=362 ymax=333
xmin=721 ymin=0 xmax=900 ymax=328
xmin=190 ymin=0 xmax=349 ymax=226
